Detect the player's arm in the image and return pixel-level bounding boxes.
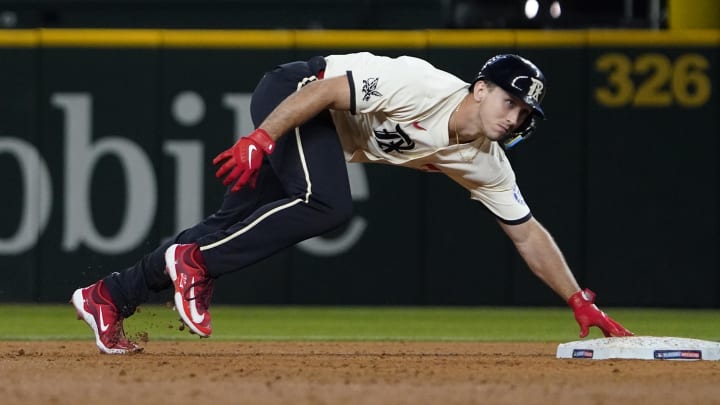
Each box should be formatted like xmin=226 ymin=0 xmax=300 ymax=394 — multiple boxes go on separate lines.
xmin=498 ymin=217 xmax=579 ymax=299
xmin=260 ymin=76 xmax=352 ymax=141
xmin=213 ymin=75 xmax=351 ymax=191
xmin=498 ymin=217 xmax=633 ymax=338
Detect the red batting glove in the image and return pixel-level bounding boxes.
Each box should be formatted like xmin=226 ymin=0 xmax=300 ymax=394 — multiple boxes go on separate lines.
xmin=568 ymin=289 xmax=633 ymax=338
xmin=212 ymin=129 xmax=275 ymax=192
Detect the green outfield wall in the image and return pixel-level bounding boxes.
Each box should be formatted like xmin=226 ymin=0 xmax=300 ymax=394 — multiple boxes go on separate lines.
xmin=0 ymin=29 xmax=718 ymax=307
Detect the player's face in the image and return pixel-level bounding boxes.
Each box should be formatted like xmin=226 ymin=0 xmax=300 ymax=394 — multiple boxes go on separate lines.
xmin=472 ymin=83 xmax=533 ymax=142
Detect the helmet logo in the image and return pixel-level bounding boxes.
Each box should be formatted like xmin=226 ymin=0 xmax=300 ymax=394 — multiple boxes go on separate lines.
xmin=527 ymin=78 xmax=544 ymax=102
xmin=510 ymin=76 xmax=544 ymax=103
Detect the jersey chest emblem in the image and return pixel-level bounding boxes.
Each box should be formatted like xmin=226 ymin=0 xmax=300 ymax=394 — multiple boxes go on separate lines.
xmin=373 ymin=124 xmax=416 ymax=153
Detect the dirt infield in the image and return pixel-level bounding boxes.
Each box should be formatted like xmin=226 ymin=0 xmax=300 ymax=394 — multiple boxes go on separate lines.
xmin=1 ymin=341 xmax=719 ymax=405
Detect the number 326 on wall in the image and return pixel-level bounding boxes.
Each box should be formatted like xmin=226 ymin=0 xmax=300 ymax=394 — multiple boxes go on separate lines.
xmin=594 ymin=53 xmax=711 ymax=108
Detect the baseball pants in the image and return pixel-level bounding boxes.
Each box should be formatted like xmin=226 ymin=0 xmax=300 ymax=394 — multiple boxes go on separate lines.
xmin=104 ymin=57 xmax=353 ymax=317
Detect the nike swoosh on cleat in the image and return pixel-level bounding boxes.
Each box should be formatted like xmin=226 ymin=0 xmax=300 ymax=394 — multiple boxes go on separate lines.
xmin=188 ymin=285 xmax=206 ymax=324
xmin=98 ymin=308 xmax=110 ymax=332
xmin=248 ymin=144 xmax=258 ymax=167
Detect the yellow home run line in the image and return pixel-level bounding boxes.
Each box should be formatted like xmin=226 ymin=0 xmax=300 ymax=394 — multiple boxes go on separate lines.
xmin=0 ymin=29 xmax=718 ymax=48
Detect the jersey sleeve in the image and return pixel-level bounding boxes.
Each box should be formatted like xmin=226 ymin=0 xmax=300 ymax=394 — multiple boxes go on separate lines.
xmin=469 ymin=183 xmax=532 ymax=224
xmin=434 ymin=149 xmax=532 ymax=224
xmin=324 ymin=52 xmax=467 ymax=119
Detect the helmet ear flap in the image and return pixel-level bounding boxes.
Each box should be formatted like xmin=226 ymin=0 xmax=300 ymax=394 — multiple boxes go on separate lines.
xmin=503 ymin=116 xmax=537 ymax=149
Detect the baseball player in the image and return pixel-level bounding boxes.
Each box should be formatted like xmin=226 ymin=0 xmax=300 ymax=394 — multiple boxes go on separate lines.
xmin=72 ymin=52 xmax=633 ymax=354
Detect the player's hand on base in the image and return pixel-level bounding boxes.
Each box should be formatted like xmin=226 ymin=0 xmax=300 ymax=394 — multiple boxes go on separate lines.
xmin=568 ymin=289 xmax=633 ymax=338
xmin=213 ymin=128 xmax=275 ymax=192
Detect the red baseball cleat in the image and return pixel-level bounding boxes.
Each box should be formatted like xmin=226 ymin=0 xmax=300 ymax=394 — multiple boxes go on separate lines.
xmin=165 ymin=243 xmax=214 ymax=337
xmin=71 ymin=280 xmax=143 ymax=354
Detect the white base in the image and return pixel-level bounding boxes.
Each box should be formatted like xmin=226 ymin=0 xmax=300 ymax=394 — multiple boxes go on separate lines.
xmin=556 ymin=336 xmax=720 ymax=360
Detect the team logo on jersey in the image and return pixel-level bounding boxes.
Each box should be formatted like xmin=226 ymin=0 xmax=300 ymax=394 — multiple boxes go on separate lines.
xmin=361 ymin=77 xmax=382 ymax=102
xmin=374 ymin=124 xmax=415 ymax=153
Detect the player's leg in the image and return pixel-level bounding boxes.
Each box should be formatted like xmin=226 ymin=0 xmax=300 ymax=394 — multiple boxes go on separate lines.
xmin=165 ymin=58 xmax=353 ymax=335
xmin=73 ymin=56 xmax=348 ymax=347
xmin=197 ymin=112 xmax=352 ymax=276
xmin=72 ymin=151 xmax=288 ymax=351
xmin=101 ymin=161 xmax=286 ymax=317
xmin=165 ymin=112 xmax=350 ymax=336
xmin=195 ymin=58 xmax=352 ymax=276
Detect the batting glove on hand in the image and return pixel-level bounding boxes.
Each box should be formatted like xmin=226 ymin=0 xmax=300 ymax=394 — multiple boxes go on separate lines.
xmin=213 ymin=129 xmax=275 ymax=192
xmin=568 ymin=289 xmax=633 ymax=338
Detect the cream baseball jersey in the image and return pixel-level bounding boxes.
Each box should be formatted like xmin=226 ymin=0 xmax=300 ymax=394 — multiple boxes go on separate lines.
xmin=323 ymin=52 xmax=531 ymax=223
